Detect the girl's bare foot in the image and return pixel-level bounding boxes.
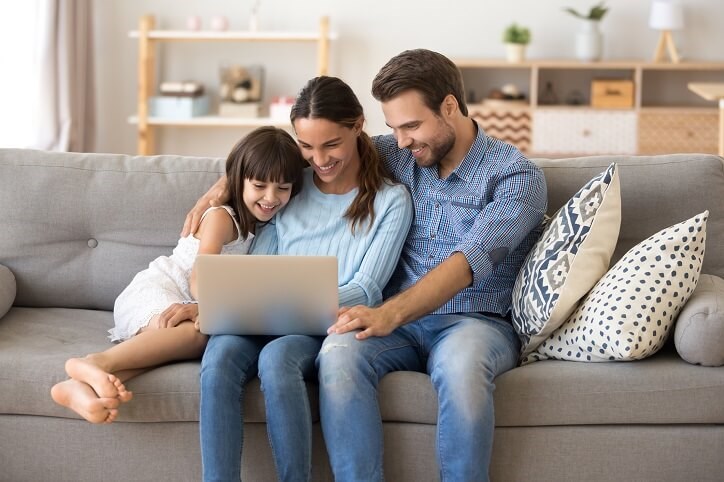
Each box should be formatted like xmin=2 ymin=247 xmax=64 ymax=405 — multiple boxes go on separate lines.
xmin=65 ymin=357 xmax=132 ymax=401
xmin=50 ymin=379 xmax=120 ymax=424
xmin=110 ymin=374 xmax=133 ymax=403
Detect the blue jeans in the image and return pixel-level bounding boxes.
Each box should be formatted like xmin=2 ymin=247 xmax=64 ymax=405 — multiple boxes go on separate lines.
xmin=258 ymin=335 xmax=323 ymax=482
xmin=316 ymin=313 xmax=520 ymax=482
xmin=199 ymin=334 xmax=270 ymax=482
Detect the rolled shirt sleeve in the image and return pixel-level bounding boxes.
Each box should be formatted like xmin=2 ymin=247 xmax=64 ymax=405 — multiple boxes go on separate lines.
xmin=454 ymin=158 xmax=547 ymax=286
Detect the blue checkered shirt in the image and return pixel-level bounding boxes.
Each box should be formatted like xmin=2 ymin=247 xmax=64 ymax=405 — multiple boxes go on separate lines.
xmin=375 ymin=123 xmax=547 ymax=316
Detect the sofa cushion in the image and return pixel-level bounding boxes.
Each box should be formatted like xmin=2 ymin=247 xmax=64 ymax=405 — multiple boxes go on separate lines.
xmin=527 ymin=211 xmax=707 ymax=364
xmin=675 ymin=274 xmax=724 ymax=367
xmin=493 ymin=347 xmax=724 ymax=427
xmin=0 ymin=148 xmax=225 ymax=311
xmin=512 ymin=163 xmax=620 ymax=358
xmin=2 ymin=307 xmax=723 ymax=428
xmin=534 ymin=154 xmax=724 ymax=280
xmin=0 ymin=264 xmax=15 ymax=319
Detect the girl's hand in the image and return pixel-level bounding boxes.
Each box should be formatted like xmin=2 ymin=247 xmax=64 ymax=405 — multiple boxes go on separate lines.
xmin=157 ymin=303 xmax=199 ymax=328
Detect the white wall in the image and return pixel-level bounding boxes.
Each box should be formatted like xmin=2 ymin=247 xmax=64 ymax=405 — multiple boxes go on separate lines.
xmin=94 ymin=0 xmax=724 ymax=157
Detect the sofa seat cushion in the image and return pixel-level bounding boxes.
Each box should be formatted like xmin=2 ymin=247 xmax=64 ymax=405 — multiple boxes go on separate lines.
xmin=2 ymin=308 xmax=723 ymax=427
xmin=0 ymin=307 xmax=267 ymax=423
xmin=494 ymin=348 xmax=724 ymax=426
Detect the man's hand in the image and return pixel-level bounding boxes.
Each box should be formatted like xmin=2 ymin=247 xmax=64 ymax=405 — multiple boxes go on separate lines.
xmin=156 ymin=303 xmax=199 ymax=329
xmin=328 ymin=305 xmax=400 ymax=340
xmin=182 ymin=176 xmax=229 ymax=237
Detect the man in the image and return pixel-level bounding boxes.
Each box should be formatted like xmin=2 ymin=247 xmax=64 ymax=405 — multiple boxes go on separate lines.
xmin=182 ymin=49 xmax=546 ymax=481
xmin=317 ymin=49 xmax=546 ymax=482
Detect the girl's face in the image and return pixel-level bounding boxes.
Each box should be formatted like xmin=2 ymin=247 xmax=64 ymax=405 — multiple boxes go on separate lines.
xmin=242 ymin=178 xmax=293 ymax=222
xmin=293 ymin=117 xmax=361 ymax=193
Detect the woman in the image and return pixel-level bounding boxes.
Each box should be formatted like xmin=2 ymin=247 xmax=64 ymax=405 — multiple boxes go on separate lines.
xmin=183 ymin=76 xmax=413 ymax=482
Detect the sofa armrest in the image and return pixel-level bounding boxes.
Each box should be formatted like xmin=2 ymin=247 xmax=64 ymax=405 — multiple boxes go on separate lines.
xmin=674 ymin=274 xmax=724 ymax=366
xmin=0 ymin=264 xmax=16 ymax=319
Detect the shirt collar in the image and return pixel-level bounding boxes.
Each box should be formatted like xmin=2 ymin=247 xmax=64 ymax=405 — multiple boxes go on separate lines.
xmin=448 ymin=120 xmax=489 ymax=183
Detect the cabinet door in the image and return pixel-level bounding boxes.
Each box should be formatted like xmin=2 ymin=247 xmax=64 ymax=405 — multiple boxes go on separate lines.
xmin=638 ymin=111 xmax=719 ymax=155
xmin=532 ymin=109 xmax=637 ymax=155
xmin=469 ymin=103 xmax=531 ymax=153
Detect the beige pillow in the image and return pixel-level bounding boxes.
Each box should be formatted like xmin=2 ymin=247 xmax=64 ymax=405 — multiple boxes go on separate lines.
xmin=675 ymin=274 xmax=724 ymax=367
xmin=512 ymin=163 xmax=621 ymax=360
xmin=0 ymin=264 xmax=16 ymax=319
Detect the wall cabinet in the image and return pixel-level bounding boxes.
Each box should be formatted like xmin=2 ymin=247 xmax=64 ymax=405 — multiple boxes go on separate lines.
xmin=128 ymin=15 xmax=334 ymax=155
xmin=455 ymin=59 xmax=724 ymax=157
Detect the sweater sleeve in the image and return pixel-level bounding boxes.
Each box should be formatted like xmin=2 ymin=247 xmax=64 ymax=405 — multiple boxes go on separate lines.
xmin=338 ymin=185 xmax=413 ymax=307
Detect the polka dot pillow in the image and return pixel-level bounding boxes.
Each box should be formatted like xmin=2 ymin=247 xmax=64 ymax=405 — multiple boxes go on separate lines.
xmin=525 ymin=211 xmax=708 ymax=364
xmin=512 ymin=163 xmax=621 ymax=359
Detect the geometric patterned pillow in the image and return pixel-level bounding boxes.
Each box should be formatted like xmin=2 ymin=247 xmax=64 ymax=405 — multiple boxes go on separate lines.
xmin=525 ymin=211 xmax=708 ymax=364
xmin=512 ymin=163 xmax=621 ymax=360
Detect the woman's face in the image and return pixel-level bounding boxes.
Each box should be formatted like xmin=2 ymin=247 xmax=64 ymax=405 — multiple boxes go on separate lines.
xmin=293 ymin=117 xmax=361 ymax=192
xmin=242 ymin=178 xmax=293 ymax=222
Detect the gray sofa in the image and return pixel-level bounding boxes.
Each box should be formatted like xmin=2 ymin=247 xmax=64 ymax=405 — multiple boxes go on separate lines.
xmin=1 ymin=147 xmax=723 ymax=482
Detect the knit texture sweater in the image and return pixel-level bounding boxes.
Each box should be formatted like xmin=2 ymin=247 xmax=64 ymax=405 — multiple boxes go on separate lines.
xmin=252 ymin=168 xmax=413 ymax=307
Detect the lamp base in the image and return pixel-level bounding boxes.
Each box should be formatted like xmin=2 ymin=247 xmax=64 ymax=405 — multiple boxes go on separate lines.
xmin=653 ymin=30 xmax=681 ymax=63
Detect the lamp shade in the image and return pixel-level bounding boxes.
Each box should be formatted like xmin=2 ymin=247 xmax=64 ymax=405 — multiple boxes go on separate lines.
xmin=649 ymin=0 xmax=684 ymax=30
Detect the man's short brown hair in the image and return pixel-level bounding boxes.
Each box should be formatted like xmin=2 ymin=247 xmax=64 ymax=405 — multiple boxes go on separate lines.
xmin=371 ymin=49 xmax=468 ymax=116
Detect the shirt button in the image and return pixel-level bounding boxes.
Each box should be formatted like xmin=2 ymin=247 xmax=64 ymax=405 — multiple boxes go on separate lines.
xmin=435 ymin=203 xmax=440 ymax=209
xmin=430 ymin=233 xmax=436 ymax=239
xmin=87 ymin=238 xmax=98 ymax=248
xmin=429 ymin=254 xmax=434 ymax=259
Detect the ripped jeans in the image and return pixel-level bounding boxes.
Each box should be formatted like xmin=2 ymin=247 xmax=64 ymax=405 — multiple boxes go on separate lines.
xmin=316 ymin=313 xmax=520 ymax=482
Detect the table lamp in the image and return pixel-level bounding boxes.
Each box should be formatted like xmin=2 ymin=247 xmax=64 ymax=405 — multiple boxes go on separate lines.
xmin=649 ymin=0 xmax=684 ymax=63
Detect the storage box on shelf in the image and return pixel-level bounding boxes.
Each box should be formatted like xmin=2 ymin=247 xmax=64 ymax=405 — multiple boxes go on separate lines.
xmin=456 ymin=59 xmax=724 ymax=157
xmin=128 ymin=15 xmax=335 ymax=155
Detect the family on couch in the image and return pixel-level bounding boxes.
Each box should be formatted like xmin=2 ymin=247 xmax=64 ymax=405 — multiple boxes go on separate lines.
xmin=52 ymin=48 xmax=547 ymax=482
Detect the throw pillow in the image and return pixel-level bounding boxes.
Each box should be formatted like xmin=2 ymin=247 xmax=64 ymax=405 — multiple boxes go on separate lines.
xmin=526 ymin=211 xmax=708 ymax=364
xmin=512 ymin=163 xmax=621 ymax=359
xmin=674 ymin=274 xmax=724 ymax=367
xmin=0 ymin=264 xmax=16 ymax=319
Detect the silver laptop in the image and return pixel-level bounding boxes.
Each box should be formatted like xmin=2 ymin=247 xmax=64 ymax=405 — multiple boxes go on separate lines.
xmin=195 ymin=254 xmax=338 ymax=336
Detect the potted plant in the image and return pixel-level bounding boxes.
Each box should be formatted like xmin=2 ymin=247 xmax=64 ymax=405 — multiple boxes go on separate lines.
xmin=563 ymin=2 xmax=609 ymax=61
xmin=563 ymin=1 xmax=609 ymax=21
xmin=503 ymin=23 xmax=531 ymax=63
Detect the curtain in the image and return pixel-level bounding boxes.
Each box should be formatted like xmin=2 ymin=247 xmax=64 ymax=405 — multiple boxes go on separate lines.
xmin=36 ymin=0 xmax=95 ymax=152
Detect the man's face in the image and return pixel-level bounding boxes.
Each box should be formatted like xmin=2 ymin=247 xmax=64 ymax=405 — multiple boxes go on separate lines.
xmin=381 ymin=90 xmax=455 ymax=169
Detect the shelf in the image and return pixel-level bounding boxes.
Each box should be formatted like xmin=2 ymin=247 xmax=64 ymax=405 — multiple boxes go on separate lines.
xmin=128 ymin=115 xmax=291 ymax=127
xmin=455 ymin=59 xmax=724 ymax=71
xmin=128 ymin=30 xmax=337 ymax=42
xmin=639 ymin=106 xmax=718 ymax=113
xmin=130 ymin=15 xmax=333 ymax=155
xmin=457 ymin=58 xmax=724 ymax=155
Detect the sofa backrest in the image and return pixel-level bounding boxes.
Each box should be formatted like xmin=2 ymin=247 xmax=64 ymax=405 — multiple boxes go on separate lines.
xmin=0 ymin=148 xmax=225 ymax=310
xmin=534 ymin=154 xmax=724 ymax=279
xmin=1 ymin=149 xmax=722 ymax=311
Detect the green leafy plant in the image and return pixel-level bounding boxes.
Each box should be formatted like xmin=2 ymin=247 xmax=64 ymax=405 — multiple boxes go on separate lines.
xmin=563 ymin=2 xmax=609 ymax=21
xmin=503 ymin=23 xmax=531 ymax=45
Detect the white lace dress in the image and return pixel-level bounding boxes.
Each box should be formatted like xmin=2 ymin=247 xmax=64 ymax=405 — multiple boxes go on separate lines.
xmin=110 ymin=206 xmax=253 ymax=342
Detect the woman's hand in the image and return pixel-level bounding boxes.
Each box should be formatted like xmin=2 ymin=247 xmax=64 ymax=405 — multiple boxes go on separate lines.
xmin=156 ymin=303 xmax=199 ymax=328
xmin=181 ymin=176 xmax=230 ymax=237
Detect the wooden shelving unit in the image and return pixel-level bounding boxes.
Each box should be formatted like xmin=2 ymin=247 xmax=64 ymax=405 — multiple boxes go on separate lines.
xmin=129 ymin=15 xmax=334 ymax=155
xmin=454 ymin=58 xmax=724 ymax=156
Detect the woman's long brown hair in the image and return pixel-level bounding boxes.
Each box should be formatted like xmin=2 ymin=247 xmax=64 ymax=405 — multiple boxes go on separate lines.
xmin=290 ymin=76 xmax=392 ymax=234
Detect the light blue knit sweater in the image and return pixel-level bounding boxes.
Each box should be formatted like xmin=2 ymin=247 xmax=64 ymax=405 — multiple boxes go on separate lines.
xmin=252 ymin=169 xmax=413 ymax=307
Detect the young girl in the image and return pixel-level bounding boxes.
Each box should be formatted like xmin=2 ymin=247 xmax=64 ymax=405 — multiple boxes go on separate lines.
xmin=50 ymin=126 xmax=305 ymax=424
